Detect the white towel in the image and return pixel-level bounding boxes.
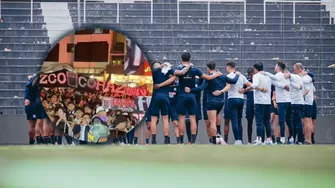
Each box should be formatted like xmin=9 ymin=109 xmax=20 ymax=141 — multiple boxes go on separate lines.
xmin=161 ymin=62 xmax=172 ymax=75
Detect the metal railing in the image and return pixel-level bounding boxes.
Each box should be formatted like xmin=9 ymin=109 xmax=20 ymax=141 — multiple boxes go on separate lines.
xmin=177 ymin=0 xmax=246 ymax=24
xmin=0 ymin=0 xmax=333 ymax=25
xmin=264 ymin=0 xmax=332 ymax=24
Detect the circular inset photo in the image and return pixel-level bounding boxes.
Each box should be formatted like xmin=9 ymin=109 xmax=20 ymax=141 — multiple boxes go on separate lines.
xmin=36 ymin=28 xmax=152 ymax=145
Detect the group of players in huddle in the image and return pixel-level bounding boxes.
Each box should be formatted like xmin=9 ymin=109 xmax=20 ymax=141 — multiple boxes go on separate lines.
xmin=143 ymin=52 xmax=317 ymax=145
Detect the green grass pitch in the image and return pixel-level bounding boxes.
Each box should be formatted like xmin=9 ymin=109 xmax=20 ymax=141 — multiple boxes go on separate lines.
xmin=0 ymin=145 xmax=335 ymax=188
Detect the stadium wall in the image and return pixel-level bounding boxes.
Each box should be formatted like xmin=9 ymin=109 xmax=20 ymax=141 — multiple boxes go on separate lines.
xmin=1 ymin=116 xmax=334 ymax=145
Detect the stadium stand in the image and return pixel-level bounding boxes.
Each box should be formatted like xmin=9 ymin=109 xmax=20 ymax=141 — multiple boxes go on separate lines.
xmin=0 ymin=0 xmax=334 ymax=116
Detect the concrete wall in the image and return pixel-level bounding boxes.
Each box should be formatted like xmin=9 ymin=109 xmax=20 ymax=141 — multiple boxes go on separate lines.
xmin=1 ymin=115 xmax=334 ymax=145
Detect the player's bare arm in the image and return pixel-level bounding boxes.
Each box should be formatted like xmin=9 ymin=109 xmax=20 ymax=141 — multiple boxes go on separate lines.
xmin=201 ymin=71 xmax=223 ymax=80
xmin=212 ymin=84 xmax=231 ymax=96
xmin=154 ymin=76 xmax=177 ymax=89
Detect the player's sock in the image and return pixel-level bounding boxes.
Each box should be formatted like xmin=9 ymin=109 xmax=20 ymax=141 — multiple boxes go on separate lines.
xmin=311 ymin=133 xmax=315 ymax=144
xmin=43 ymin=136 xmax=50 ymax=145
xmin=216 ymin=125 xmax=221 ymax=135
xmin=36 ymin=136 xmax=42 ymax=145
xmin=271 ymin=135 xmax=275 ymax=143
xmin=145 ymin=139 xmax=149 ymax=144
xmin=29 ymin=138 xmax=35 ymax=145
xmin=209 ymin=138 xmax=212 ymax=143
xmin=302 ymin=134 xmax=305 ymax=143
xmin=224 ymin=134 xmax=228 ymax=143
xmin=176 ymin=137 xmax=180 ymax=144
xmin=40 ymin=136 xmax=44 ymax=144
xmin=168 ymin=137 xmax=171 ymax=144
xmin=287 ymin=137 xmax=290 ymax=143
xmin=191 ymin=134 xmax=196 ymax=144
xmin=134 ymin=137 xmax=138 ymax=145
xmin=212 ymin=136 xmax=216 ymax=144
xmin=56 ymin=136 xmax=62 ymax=145
xmin=151 ymin=134 xmax=157 ymax=144
xmin=164 ymin=136 xmax=169 ymax=144
xmin=50 ymin=135 xmax=55 ymax=145
xmin=180 ymin=135 xmax=184 ymax=144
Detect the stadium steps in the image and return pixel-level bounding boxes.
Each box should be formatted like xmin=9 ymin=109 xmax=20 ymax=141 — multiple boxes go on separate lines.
xmin=0 ymin=36 xmax=50 ymax=43
xmin=0 ymin=59 xmax=44 ymax=66
xmin=0 ymin=73 xmax=34 ymax=82
xmin=0 ymin=0 xmax=334 ymax=115
xmin=0 ymin=43 xmax=50 ymax=51
xmin=0 ymin=97 xmax=24 ymax=106
xmin=0 ymin=65 xmax=41 ymax=73
xmin=0 ymin=106 xmax=26 ymax=115
xmin=0 ymin=51 xmax=47 ymax=58
xmin=136 ymin=44 xmax=335 ymax=53
xmin=0 ymin=89 xmax=25 ymax=98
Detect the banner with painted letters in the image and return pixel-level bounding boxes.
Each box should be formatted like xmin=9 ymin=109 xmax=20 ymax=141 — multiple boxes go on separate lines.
xmin=39 ymin=69 xmax=149 ymax=97
xmin=101 ymin=96 xmax=151 ymax=113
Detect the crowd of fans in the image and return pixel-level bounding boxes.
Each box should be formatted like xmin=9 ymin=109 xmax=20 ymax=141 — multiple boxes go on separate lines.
xmin=41 ymin=87 xmax=139 ymax=145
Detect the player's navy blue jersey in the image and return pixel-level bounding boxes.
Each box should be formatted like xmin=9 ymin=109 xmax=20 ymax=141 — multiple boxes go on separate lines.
xmin=25 ymin=77 xmax=38 ymax=103
xmin=25 ymin=75 xmax=39 ymax=103
xmin=168 ymin=83 xmax=179 ymax=108
xmin=185 ymin=109 xmax=202 ymax=121
xmin=152 ymin=67 xmax=175 ymax=94
xmin=206 ymin=73 xmax=239 ymax=101
xmin=177 ymin=65 xmax=203 ymax=96
xmin=245 ymin=78 xmax=254 ymax=105
xmin=190 ymin=78 xmax=208 ymax=104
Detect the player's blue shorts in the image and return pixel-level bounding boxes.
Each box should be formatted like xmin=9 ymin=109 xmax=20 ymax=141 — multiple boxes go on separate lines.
xmin=169 ymin=108 xmax=178 ymax=122
xmin=177 ymin=94 xmax=197 ymax=115
xmin=145 ymin=111 xmax=160 ymax=123
xmin=246 ymin=103 xmax=254 ymax=120
xmin=25 ymin=103 xmax=37 ymax=120
xmin=36 ymin=102 xmax=48 ymax=119
xmin=312 ymin=100 xmax=317 ymax=120
xmin=207 ymin=100 xmax=224 ymax=114
xmin=302 ymin=104 xmax=313 ymax=118
xmin=150 ymin=93 xmax=170 ymax=116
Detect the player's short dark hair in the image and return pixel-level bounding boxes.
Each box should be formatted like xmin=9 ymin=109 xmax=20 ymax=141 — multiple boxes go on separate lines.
xmin=253 ymin=62 xmax=263 ymax=71
xmin=294 ymin=62 xmax=304 ymax=70
xmin=206 ymin=61 xmax=216 ymax=70
xmin=277 ymin=61 xmax=286 ymax=71
xmin=181 ymin=52 xmax=191 ymax=62
xmin=152 ymin=61 xmax=161 ymax=66
xmin=247 ymin=67 xmax=254 ymax=74
xmin=226 ymin=61 xmax=236 ymax=68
